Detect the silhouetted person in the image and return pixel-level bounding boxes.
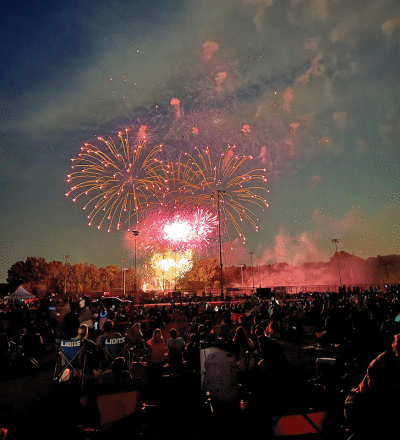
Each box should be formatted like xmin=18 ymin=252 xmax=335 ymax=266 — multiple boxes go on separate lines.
xmin=63 ymin=303 xmax=80 ymax=339
xmin=345 ymin=333 xmax=400 ymax=438
xmin=98 ymin=356 xmax=132 ymax=385
xmin=166 ymin=328 xmax=185 ymax=373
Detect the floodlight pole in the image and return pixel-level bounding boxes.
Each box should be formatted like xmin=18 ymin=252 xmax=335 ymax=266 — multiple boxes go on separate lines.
xmin=214 ymin=190 xmax=226 ymax=301
xmin=162 ymin=255 xmax=165 ymax=295
xmin=173 ymin=249 xmax=177 ymax=291
xmin=331 ymin=239 xmax=342 ymax=287
xmin=123 ymin=268 xmax=128 ymax=297
xmin=132 ymin=230 xmax=140 ymax=295
xmin=64 ymin=255 xmax=70 ymax=295
xmin=120 ymin=259 xmax=126 ymax=293
xmin=239 ymin=264 xmax=245 ymax=289
xmin=249 ymin=252 xmax=255 ymax=292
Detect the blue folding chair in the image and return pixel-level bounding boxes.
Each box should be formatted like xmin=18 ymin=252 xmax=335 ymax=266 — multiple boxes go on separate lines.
xmin=54 ymin=339 xmax=89 ymax=387
xmin=100 ymin=337 xmax=132 ymax=371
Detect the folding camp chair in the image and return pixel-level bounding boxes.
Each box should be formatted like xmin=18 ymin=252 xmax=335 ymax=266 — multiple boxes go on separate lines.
xmin=54 ymin=339 xmax=90 ymax=387
xmin=100 ymin=337 xmax=132 ymax=372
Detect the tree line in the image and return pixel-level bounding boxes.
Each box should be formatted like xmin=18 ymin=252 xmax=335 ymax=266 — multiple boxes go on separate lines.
xmin=5 ymin=256 xmax=223 ymax=297
xmin=5 ymin=253 xmax=400 ymax=297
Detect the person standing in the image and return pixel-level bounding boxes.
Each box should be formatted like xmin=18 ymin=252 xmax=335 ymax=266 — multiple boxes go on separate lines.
xmin=98 ymin=306 xmax=108 ymax=333
xmin=63 ymin=303 xmax=80 ymax=339
xmin=166 ymin=328 xmax=186 ymax=373
xmin=79 ymin=297 xmax=96 ymax=339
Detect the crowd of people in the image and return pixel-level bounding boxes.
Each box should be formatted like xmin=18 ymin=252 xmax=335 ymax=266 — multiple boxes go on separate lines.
xmin=1 ymin=285 xmax=400 ymax=438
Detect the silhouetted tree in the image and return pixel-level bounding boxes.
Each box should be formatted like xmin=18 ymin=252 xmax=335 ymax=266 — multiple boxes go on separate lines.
xmin=7 ymin=257 xmax=48 ymax=287
xmin=181 ymin=257 xmax=219 ymax=291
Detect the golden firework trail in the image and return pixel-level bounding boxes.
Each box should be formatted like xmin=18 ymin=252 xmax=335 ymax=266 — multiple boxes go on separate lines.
xmin=66 ymin=127 xmax=166 ymax=232
xmin=164 ymin=145 xmax=269 ymax=244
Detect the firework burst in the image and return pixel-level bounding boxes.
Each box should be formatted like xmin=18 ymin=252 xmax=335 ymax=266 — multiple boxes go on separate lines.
xmin=126 ymin=207 xmax=218 ymax=252
xmin=151 ymin=249 xmax=193 ymax=291
xmin=66 ymin=126 xmax=166 ymax=232
xmin=163 ymin=207 xmax=218 ymax=250
xmin=168 ymin=145 xmax=269 ymax=243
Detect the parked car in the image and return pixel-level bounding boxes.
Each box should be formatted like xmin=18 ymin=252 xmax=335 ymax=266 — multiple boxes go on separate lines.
xmin=92 ymin=296 xmax=132 ymax=309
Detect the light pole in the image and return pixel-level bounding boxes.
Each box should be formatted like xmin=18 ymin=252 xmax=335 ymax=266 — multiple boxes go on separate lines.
xmin=122 ymin=268 xmax=128 ymax=297
xmin=331 ymin=239 xmax=342 ymax=287
xmin=239 ymin=264 xmax=245 ymax=289
xmin=213 ymin=189 xmax=226 ymax=300
xmin=132 ymin=230 xmax=139 ymax=295
xmin=120 ymin=259 xmax=126 ymax=294
xmin=64 ymin=255 xmax=70 ymax=295
xmin=130 ymin=251 xmax=134 ymax=292
xmin=249 ymin=252 xmax=255 ymax=292
xmin=162 ymin=255 xmax=165 ymax=295
xmin=173 ymin=249 xmax=177 ymax=291
xmin=350 ymin=255 xmax=354 ymax=285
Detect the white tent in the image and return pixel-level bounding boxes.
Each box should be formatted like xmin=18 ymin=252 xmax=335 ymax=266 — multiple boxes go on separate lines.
xmin=9 ymin=286 xmax=36 ymax=299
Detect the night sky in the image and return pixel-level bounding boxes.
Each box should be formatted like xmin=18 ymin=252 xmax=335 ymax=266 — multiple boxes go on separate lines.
xmin=1 ymin=0 xmax=399 ymax=283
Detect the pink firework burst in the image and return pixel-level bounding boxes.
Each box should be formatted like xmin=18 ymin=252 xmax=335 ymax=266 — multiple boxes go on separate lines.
xmin=126 ymin=207 xmax=218 ymax=252
xmin=163 ymin=208 xmax=218 ymax=250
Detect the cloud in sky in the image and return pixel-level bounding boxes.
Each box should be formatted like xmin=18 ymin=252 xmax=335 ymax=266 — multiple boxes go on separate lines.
xmin=382 ymin=16 xmax=400 ymax=36
xmin=311 ymin=175 xmax=322 ymax=189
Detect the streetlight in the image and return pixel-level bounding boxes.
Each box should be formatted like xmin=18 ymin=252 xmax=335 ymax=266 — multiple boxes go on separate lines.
xmin=64 ymin=255 xmax=70 ymax=295
xmin=122 ymin=268 xmax=128 ymax=297
xmin=130 ymin=251 xmax=134 ymax=290
xmin=132 ymin=230 xmax=140 ymax=295
xmin=162 ymin=255 xmax=165 ymax=295
xmin=239 ymin=264 xmax=245 ymax=289
xmin=249 ymin=252 xmax=255 ymax=291
xmin=173 ymin=249 xmax=178 ymax=291
xmin=120 ymin=259 xmax=126 ymax=294
xmin=213 ymin=189 xmax=226 ymax=300
xmin=256 ymin=257 xmax=261 ymax=288
xmin=331 ymin=239 xmax=342 ymax=287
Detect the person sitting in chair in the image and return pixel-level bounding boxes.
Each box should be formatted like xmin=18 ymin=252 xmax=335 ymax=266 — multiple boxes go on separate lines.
xmin=61 ymin=324 xmax=97 ymax=381
xmin=96 ymin=320 xmax=122 ymax=349
xmin=98 ymin=356 xmax=132 ymax=385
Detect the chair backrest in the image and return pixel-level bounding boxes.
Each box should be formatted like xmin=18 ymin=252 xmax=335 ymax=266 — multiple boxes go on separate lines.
xmin=101 ymin=337 xmax=130 ymax=370
xmin=54 ymin=339 xmax=89 ymax=387
xmin=56 ymin=339 xmax=84 ymax=367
